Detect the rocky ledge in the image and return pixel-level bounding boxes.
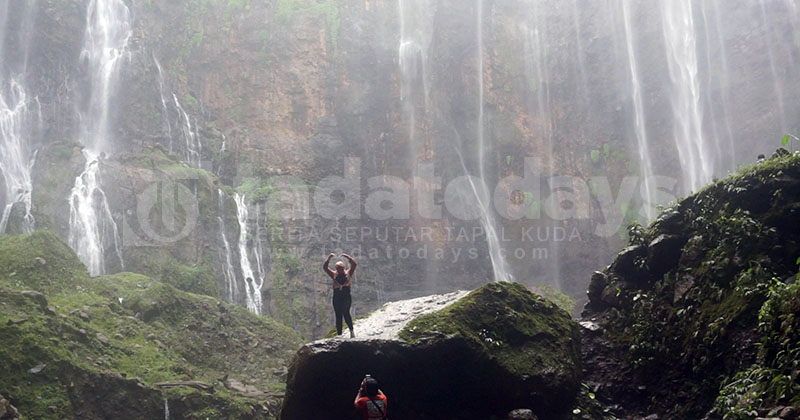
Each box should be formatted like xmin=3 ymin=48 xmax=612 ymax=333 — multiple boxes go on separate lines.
xmin=281 ymin=282 xmax=581 ymax=420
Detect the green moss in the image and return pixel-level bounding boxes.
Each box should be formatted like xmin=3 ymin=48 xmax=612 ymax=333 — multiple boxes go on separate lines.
xmin=0 ymin=230 xmax=89 ymax=292
xmin=400 ymin=282 xmax=580 ymax=378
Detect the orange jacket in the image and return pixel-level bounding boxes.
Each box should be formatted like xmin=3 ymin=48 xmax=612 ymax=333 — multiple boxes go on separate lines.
xmin=354 ymin=394 xmax=387 ymax=419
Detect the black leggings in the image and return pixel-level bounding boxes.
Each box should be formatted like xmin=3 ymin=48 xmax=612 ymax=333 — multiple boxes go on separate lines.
xmin=333 ymin=289 xmax=353 ymax=335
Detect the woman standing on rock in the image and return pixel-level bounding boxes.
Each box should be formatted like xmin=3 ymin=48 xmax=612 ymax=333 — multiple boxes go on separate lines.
xmin=323 ymin=253 xmax=357 ymax=337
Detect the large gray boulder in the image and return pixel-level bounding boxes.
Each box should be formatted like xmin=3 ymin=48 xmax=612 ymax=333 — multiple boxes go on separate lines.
xmin=281 ymin=282 xmax=581 ymax=420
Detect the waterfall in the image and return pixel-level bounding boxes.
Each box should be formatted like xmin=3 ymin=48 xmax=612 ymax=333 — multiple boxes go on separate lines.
xmin=570 ymin=0 xmax=589 ymax=102
xmin=0 ymin=81 xmax=38 ymax=234
xmin=0 ymin=1 xmax=39 ymax=234
xmin=699 ymin=0 xmax=736 ymax=175
xmin=217 ymin=189 xmax=238 ymax=303
xmin=758 ymin=0 xmax=788 ymax=134
xmin=234 ymin=193 xmax=263 ymax=315
xmin=76 ymin=0 xmax=131 ymax=154
xmin=163 ymin=395 xmax=169 ymax=420
xmin=153 ymin=55 xmax=173 ymax=151
xmin=253 ymin=201 xmax=267 ymax=297
xmin=68 ymin=151 xmax=124 ymax=275
xmin=521 ymin=1 xmax=561 ymax=288
xmin=474 ymin=0 xmax=513 ymax=283
xmin=620 ymin=0 xmax=657 ymax=219
xmin=661 ymin=0 xmax=714 ymax=194
xmin=398 ymin=0 xmax=431 ymax=170
xmin=153 ymin=55 xmax=202 ymax=168
xmin=68 ymin=0 xmax=131 ymax=275
xmin=172 ymin=93 xmax=202 ymax=169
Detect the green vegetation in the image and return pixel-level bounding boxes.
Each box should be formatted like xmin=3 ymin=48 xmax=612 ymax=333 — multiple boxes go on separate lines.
xmin=0 ymin=230 xmax=303 ymax=418
xmin=592 ymin=153 xmax=800 ymax=417
xmin=781 ymin=133 xmax=798 ymax=151
xmin=711 ymin=280 xmax=800 ymax=418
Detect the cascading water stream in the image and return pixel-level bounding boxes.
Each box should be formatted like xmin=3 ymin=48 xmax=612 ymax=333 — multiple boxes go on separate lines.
xmin=0 ymin=1 xmax=39 ymax=234
xmin=172 ymin=93 xmax=202 ymax=169
xmin=661 ymin=0 xmax=714 ymax=194
xmin=474 ymin=0 xmax=513 ymax=283
xmin=163 ymin=395 xmax=169 ymax=420
xmin=0 ymin=81 xmax=37 ymax=234
xmin=521 ymin=1 xmax=561 ymax=288
xmin=699 ymin=0 xmax=736 ymax=174
xmin=153 ymin=55 xmax=173 ymax=151
xmin=758 ymin=0 xmax=789 ymax=134
xmin=570 ymin=0 xmax=590 ymax=102
xmin=153 ymin=55 xmax=202 ymax=168
xmin=68 ymin=0 xmax=131 ymax=275
xmin=234 ymin=193 xmax=263 ymax=315
xmin=620 ymin=0 xmax=657 ymax=219
xmin=68 ymin=151 xmax=123 ymax=275
xmin=398 ymin=0 xmax=431 ymax=170
xmin=217 ymin=189 xmax=238 ymax=303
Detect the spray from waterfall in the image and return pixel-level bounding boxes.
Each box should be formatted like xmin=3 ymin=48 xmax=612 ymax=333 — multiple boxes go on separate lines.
xmin=234 ymin=193 xmax=263 ymax=315
xmin=68 ymin=0 xmax=130 ymax=275
xmin=0 ymin=1 xmax=39 ymax=234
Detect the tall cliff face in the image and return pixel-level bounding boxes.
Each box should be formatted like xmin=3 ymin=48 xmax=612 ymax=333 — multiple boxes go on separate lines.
xmin=3 ymin=0 xmax=799 ymax=336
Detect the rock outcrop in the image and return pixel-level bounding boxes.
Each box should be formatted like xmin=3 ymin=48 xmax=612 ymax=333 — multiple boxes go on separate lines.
xmin=281 ymin=282 xmax=581 ymax=420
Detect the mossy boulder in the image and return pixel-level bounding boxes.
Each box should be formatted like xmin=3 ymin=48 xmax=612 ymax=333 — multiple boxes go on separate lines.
xmin=281 ymin=282 xmax=581 ymax=420
xmin=0 ymin=231 xmax=303 ymax=419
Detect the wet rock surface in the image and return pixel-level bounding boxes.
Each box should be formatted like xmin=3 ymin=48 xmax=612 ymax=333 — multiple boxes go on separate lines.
xmin=282 ymin=282 xmax=580 ymax=420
